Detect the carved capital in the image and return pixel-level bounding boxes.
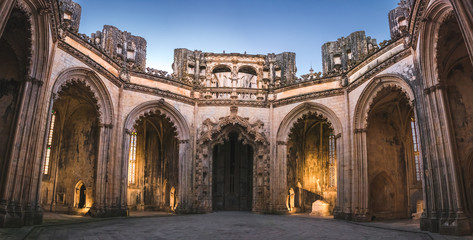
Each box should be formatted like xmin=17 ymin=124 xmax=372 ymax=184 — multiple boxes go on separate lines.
xmin=423 ymin=87 xmax=431 ymax=95
xmin=277 ymin=141 xmax=287 ymax=146
xmin=100 ymin=123 xmax=113 ymax=129
xmin=26 ymin=76 xmax=43 ymax=86
xmin=354 ymin=128 xmax=367 ymax=134
xmin=178 ymin=139 xmax=189 ymax=144
xmin=38 ymin=7 xmax=50 ymax=16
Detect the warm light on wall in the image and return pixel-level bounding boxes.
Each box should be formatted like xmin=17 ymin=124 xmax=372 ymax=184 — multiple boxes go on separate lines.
xmin=43 ymin=110 xmax=56 ymax=175
xmin=328 ymin=133 xmax=336 ymax=188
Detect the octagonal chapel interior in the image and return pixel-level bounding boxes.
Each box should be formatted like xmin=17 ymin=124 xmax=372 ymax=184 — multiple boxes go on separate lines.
xmin=0 ymin=0 xmax=473 ymax=236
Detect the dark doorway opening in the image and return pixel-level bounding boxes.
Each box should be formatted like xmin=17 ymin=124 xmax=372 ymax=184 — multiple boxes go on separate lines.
xmin=78 ymin=184 xmax=86 ymax=208
xmin=212 ymin=132 xmax=253 ymax=211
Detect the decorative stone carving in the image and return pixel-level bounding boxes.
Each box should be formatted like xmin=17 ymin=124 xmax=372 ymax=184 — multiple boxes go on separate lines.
xmin=194 ymin=111 xmax=270 ymax=212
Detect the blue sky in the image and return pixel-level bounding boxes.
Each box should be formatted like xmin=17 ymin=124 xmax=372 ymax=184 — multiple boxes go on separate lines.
xmin=76 ymin=0 xmax=400 ymax=75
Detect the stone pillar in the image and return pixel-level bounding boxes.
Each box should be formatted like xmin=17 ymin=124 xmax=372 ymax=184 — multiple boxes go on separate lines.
xmin=333 ymin=133 xmax=343 ymax=217
xmin=0 ymin=0 xmax=15 ymax=38
xmin=352 ymin=128 xmax=369 ymax=222
xmin=177 ymin=139 xmax=191 ymax=213
xmin=435 ymin=85 xmax=471 ymax=235
xmin=0 ymin=77 xmax=45 ymax=227
xmin=92 ymin=123 xmax=113 ymax=217
xmin=421 ymin=84 xmax=471 ymax=235
xmin=272 ymin=141 xmax=288 ymax=213
xmin=119 ymin=129 xmax=132 ymax=216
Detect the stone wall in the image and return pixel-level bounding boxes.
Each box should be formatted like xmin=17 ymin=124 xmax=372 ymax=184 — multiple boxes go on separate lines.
xmin=1 ymin=0 xmax=473 ymax=236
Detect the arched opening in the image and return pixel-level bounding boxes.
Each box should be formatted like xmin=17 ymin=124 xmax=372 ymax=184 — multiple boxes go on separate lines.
xmin=0 ymin=7 xmax=31 ymax=199
xmin=212 ymin=131 xmax=253 ymax=211
xmin=40 ymin=81 xmax=100 ymax=214
xmin=366 ymin=86 xmax=422 ymax=220
xmin=238 ymin=66 xmax=257 ymax=88
xmin=212 ymin=65 xmax=232 ymax=88
xmin=126 ymin=111 xmax=179 ymax=212
xmin=79 ymin=185 xmax=86 ymax=208
xmin=437 ymin=13 xmax=473 ymax=219
xmin=74 ymin=182 xmax=86 ymax=209
xmin=286 ymin=112 xmax=337 ymax=215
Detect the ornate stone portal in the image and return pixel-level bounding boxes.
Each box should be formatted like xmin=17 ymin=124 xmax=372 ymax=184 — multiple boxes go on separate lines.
xmin=194 ymin=107 xmax=270 ymax=212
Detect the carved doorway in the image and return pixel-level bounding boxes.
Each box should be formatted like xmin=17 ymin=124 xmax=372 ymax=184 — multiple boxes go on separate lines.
xmin=212 ymin=132 xmax=253 ymax=211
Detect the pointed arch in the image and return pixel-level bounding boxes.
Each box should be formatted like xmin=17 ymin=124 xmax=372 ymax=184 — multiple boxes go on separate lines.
xmin=51 ymin=68 xmax=114 ymax=125
xmin=123 ymin=100 xmax=190 ymax=141
xmin=277 ymin=102 xmax=343 ymax=143
xmin=13 ymin=0 xmax=52 ymax=82
xmin=353 ymin=74 xmax=415 ymax=130
xmin=418 ymin=0 xmax=454 ymax=88
xmin=352 ymin=74 xmax=419 ymax=221
xmin=121 ymin=100 xmax=190 ymax=213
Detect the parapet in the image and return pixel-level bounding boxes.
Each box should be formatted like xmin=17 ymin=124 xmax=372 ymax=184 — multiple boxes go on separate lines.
xmin=172 ymin=49 xmax=297 ymax=87
xmin=388 ymin=0 xmax=414 ymax=39
xmin=321 ymin=31 xmax=378 ymax=75
xmin=59 ymin=0 xmax=81 ymax=33
xmin=89 ymin=25 xmax=147 ymax=72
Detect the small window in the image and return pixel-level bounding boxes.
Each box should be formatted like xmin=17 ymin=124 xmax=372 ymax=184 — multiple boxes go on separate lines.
xmin=397 ymin=17 xmax=407 ymax=27
xmin=127 ymin=50 xmax=135 ymax=60
xmin=63 ymin=11 xmax=72 ymax=20
xmin=333 ymin=55 xmax=341 ymax=65
xmin=43 ymin=110 xmax=56 ymax=175
xmin=411 ymin=118 xmax=422 ymax=181
xmin=347 ymin=50 xmax=352 ymax=60
xmin=328 ymin=133 xmax=336 ymax=188
xmin=128 ymin=131 xmax=137 ymax=184
xmin=117 ymin=45 xmax=123 ymax=54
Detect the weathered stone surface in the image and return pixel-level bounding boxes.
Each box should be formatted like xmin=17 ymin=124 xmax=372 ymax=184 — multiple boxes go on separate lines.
xmin=1 ymin=0 xmax=473 ymax=236
xmin=321 ymin=31 xmax=378 ymax=75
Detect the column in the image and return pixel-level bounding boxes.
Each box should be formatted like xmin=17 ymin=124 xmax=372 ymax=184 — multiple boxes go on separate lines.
xmin=177 ymin=139 xmax=191 ymax=213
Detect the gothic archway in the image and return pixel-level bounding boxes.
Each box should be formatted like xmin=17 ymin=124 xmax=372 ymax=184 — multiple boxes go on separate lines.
xmin=419 ymin=0 xmax=473 ymax=234
xmin=40 ymin=68 xmax=114 ymax=216
xmin=0 ymin=0 xmax=54 ymax=226
xmin=286 ymin=111 xmax=338 ymax=215
xmin=277 ymin=102 xmax=343 ymax=215
xmin=122 ymin=100 xmax=191 ymax=213
xmin=126 ymin=110 xmax=179 ymax=212
xmin=353 ymin=75 xmax=422 ymax=220
xmin=195 ymin=108 xmax=270 ymax=212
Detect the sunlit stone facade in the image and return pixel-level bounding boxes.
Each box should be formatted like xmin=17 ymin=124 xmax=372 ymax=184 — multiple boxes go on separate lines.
xmin=0 ymin=0 xmax=473 ymax=236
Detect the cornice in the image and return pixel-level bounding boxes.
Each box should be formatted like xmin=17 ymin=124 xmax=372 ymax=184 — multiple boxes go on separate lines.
xmin=347 ymin=38 xmax=405 ymax=76
xmin=274 ymin=76 xmax=341 ymax=93
xmin=347 ymin=48 xmax=412 ymax=93
xmin=123 ymin=83 xmax=194 ymax=105
xmin=129 ymin=71 xmax=193 ymax=90
xmin=197 ymin=99 xmax=268 ymax=108
xmin=66 ymin=31 xmax=122 ymax=70
xmin=57 ymin=40 xmax=122 ymax=87
xmin=274 ymin=88 xmax=345 ymax=107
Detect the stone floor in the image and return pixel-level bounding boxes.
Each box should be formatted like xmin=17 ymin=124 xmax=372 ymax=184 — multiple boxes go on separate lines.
xmin=1 ymin=212 xmax=472 ymax=240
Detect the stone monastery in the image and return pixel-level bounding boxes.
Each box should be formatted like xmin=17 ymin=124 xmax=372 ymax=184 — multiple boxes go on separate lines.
xmin=0 ymin=0 xmax=473 ymax=236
